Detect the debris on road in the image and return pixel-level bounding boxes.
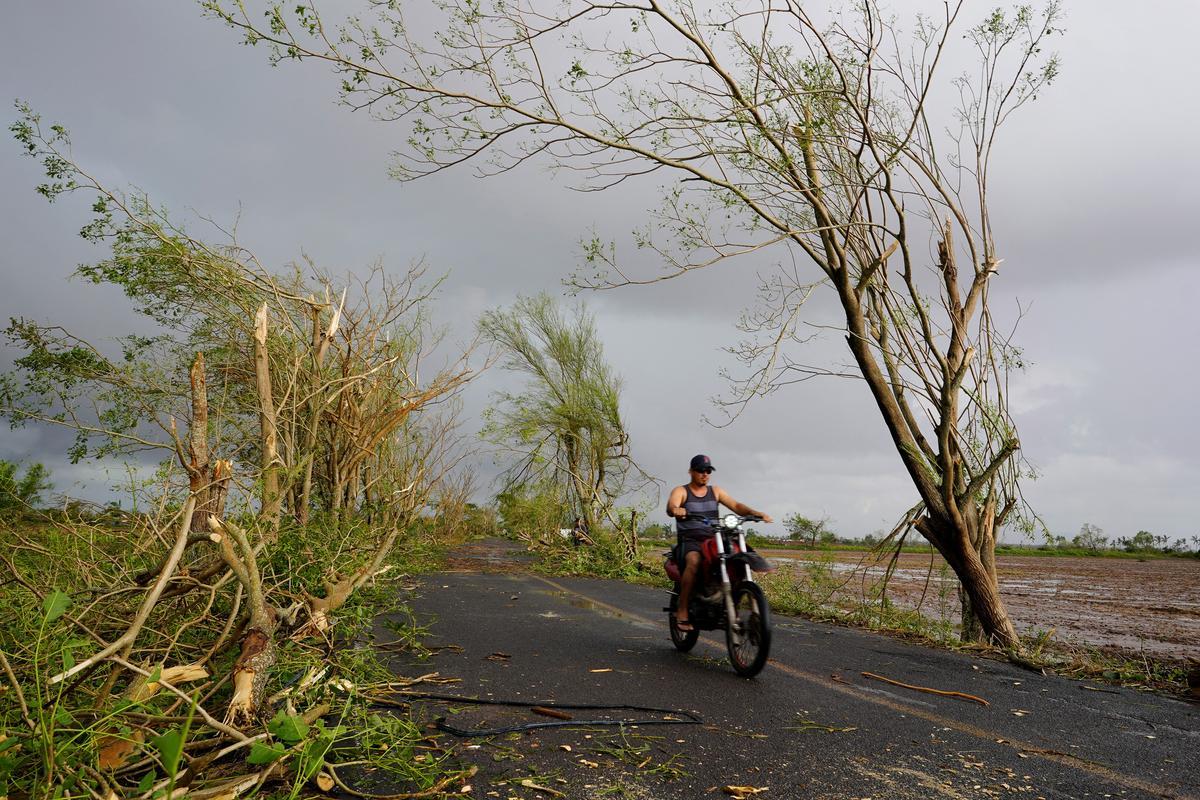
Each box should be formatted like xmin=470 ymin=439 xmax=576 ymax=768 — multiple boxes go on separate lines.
xmin=519 ymin=778 xmax=565 ymax=796
xmin=861 ymin=671 xmax=990 ymax=707
xmin=786 ymin=713 xmax=857 ymax=734
xmin=532 ymin=706 xmax=573 ymax=720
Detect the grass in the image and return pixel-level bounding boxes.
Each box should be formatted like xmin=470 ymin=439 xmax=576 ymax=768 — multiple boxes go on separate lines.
xmin=529 ymin=530 xmax=669 ymax=588
xmin=0 ymin=513 xmax=473 ymax=799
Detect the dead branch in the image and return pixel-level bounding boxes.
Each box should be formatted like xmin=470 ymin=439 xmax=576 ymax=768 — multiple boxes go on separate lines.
xmin=861 ymin=671 xmax=990 ymax=706
xmin=50 ymin=495 xmax=197 ymax=685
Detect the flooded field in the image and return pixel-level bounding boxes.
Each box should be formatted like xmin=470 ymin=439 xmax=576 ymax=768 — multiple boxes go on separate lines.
xmin=762 ymin=549 xmax=1200 ymax=660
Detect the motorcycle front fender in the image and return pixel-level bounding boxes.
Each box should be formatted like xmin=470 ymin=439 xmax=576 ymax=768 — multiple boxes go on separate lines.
xmin=727 ymin=551 xmax=773 ymax=573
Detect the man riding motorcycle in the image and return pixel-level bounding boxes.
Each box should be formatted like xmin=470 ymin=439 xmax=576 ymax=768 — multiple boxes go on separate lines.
xmin=666 ymin=454 xmax=773 ymax=631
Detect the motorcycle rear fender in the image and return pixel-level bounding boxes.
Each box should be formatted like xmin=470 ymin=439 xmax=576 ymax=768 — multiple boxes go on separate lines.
xmin=664 ymin=555 xmax=682 ymax=582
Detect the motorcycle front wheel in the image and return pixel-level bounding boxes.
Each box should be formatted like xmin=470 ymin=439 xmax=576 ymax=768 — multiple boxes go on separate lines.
xmin=726 ymin=582 xmax=771 ymax=677
xmin=668 ymin=591 xmax=699 ymax=652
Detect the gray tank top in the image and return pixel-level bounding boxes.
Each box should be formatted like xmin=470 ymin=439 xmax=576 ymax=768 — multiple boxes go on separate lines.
xmin=677 ymin=485 xmax=719 ymax=540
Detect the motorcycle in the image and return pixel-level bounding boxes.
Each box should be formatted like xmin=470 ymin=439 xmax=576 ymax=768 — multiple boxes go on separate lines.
xmin=663 ymin=513 xmax=773 ymax=677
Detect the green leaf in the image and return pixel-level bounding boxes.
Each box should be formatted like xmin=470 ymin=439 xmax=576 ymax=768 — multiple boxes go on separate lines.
xmin=152 ymin=729 xmax=183 ymax=771
xmin=137 ymin=769 xmax=158 ymax=794
xmin=147 ymin=665 xmax=162 ymax=685
xmin=42 ymin=590 xmax=70 ymax=622
xmin=267 ymin=710 xmax=308 ymax=744
xmin=299 ymin=733 xmax=333 ymax=782
xmin=61 ymin=647 xmax=75 ymax=672
xmin=246 ymin=741 xmax=287 ymax=765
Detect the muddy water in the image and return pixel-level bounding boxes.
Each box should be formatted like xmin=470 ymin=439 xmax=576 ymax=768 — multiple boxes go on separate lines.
xmin=763 ymin=549 xmax=1200 ymax=660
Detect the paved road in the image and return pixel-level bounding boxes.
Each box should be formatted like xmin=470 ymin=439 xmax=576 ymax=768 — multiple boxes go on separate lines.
xmin=376 ymin=544 xmax=1199 ymax=800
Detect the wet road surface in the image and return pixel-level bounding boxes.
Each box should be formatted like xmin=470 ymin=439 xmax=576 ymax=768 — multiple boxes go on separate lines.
xmin=375 ymin=542 xmax=1200 ymax=799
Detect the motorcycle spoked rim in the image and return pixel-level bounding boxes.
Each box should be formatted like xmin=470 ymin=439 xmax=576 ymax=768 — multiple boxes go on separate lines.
xmin=727 ymin=586 xmax=768 ymax=670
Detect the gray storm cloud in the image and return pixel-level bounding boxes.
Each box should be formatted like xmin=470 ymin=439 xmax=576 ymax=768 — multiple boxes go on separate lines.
xmin=1 ymin=1 xmax=1197 ymax=543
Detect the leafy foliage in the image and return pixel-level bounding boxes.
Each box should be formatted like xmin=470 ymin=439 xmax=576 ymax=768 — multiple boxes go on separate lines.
xmin=783 ymin=513 xmax=836 ymax=547
xmin=1073 ymin=523 xmax=1108 ymax=552
xmin=481 ymin=293 xmax=650 ymax=535
xmin=0 ymin=460 xmax=51 ymax=513
xmin=201 ymin=0 xmax=1066 ymax=648
xmin=0 ymin=106 xmax=478 ymax=797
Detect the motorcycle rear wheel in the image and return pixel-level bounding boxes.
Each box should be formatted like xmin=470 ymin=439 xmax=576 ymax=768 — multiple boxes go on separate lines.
xmin=726 ymin=582 xmax=771 ymax=677
xmin=668 ymin=591 xmax=699 ymax=652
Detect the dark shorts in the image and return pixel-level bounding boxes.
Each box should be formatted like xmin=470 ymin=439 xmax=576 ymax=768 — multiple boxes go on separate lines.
xmin=676 ymin=536 xmax=710 ymax=561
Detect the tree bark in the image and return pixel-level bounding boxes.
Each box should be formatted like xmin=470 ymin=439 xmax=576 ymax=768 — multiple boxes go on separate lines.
xmin=211 ymin=517 xmax=276 ymax=726
xmin=254 ymin=304 xmax=282 ymax=530
xmin=297 ymin=294 xmax=341 ymax=524
xmin=196 ymin=459 xmax=232 ymax=531
xmin=627 ymin=510 xmax=639 ymax=562
xmin=917 ymin=514 xmax=1019 ymax=648
xmin=186 ymin=352 xmax=212 ymax=531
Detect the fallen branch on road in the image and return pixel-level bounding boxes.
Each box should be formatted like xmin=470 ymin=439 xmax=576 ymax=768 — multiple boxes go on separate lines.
xmin=861 ymin=671 xmax=990 ymax=707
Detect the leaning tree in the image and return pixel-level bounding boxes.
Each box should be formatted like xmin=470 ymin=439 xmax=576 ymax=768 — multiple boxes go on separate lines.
xmin=480 ymin=293 xmax=647 ymax=539
xmin=208 ymin=0 xmax=1062 ymax=648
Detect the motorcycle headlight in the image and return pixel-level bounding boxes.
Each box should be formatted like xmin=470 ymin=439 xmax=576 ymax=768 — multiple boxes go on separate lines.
xmin=722 ymin=513 xmax=740 ymax=529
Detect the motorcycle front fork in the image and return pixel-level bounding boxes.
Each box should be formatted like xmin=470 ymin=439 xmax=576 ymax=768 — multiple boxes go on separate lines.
xmin=716 ymin=531 xmax=754 ymax=631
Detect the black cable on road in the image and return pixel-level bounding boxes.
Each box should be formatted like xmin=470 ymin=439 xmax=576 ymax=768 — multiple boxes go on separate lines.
xmin=434 ymin=715 xmax=700 ymax=737
xmin=378 ymin=690 xmax=703 ymax=738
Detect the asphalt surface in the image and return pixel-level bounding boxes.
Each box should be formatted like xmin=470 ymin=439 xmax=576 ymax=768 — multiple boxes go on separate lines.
xmin=373 ymin=542 xmax=1199 ymax=800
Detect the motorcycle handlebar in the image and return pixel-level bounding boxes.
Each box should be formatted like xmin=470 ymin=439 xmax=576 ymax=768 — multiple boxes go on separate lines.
xmin=678 ymin=513 xmax=762 ymax=524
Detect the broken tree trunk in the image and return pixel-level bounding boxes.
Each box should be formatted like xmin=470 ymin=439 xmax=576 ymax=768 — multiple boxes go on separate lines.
xmin=254 ymin=304 xmax=283 ymax=531
xmin=96 ymin=662 xmax=210 ymax=769
xmin=197 ymin=459 xmax=233 ymax=529
xmin=169 ymin=352 xmax=231 ymax=535
xmin=211 ymin=517 xmax=276 ymax=727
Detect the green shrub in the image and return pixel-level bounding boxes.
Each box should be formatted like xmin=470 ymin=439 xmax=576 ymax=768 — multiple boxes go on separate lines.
xmin=0 ymin=460 xmax=51 ymax=514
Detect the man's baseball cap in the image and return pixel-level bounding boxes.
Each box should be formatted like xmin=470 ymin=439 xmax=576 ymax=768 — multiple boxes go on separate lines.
xmin=689 ymin=454 xmax=714 ymax=472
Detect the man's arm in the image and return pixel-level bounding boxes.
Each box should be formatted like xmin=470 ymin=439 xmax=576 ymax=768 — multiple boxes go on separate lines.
xmin=666 ymin=486 xmax=687 ymax=519
xmin=714 ymin=486 xmax=774 ymax=523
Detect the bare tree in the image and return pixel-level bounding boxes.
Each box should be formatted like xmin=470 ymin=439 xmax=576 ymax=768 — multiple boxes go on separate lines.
xmin=209 ymin=0 xmax=1062 ymax=648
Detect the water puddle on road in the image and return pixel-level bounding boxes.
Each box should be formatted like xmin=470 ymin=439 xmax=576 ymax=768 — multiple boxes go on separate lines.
xmin=557 ymin=591 xmax=626 ymax=619
xmin=534 ymin=587 xmax=667 ymax=632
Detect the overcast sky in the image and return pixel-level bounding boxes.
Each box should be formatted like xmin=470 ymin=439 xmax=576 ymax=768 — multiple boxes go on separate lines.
xmin=1 ymin=1 xmax=1197 ymax=543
